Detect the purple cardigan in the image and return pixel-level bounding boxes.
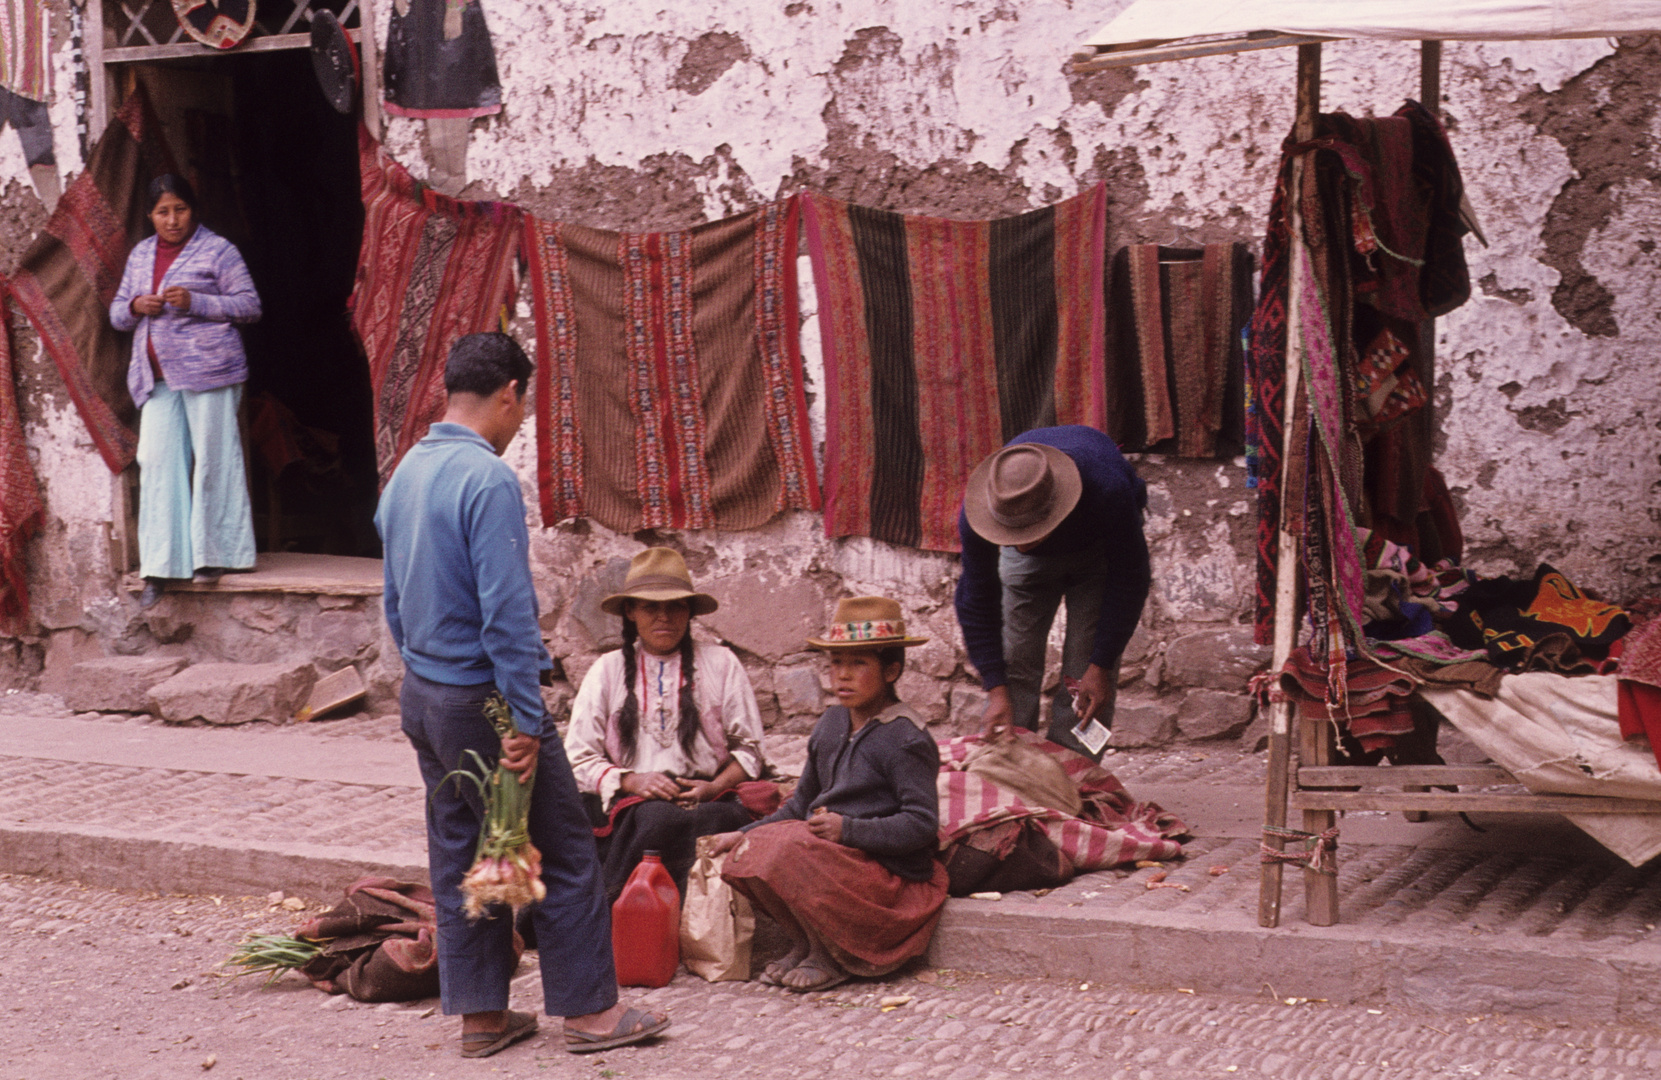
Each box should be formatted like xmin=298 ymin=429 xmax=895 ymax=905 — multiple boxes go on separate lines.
xmin=110 ymin=224 xmax=261 ymax=408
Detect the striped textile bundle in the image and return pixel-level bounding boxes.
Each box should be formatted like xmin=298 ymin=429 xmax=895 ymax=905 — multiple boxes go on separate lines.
xmin=936 ymin=729 xmax=1186 ymax=871
xmin=0 ymin=0 xmax=48 ymax=102
xmin=351 ymin=127 xmax=522 ymax=486
xmin=1106 ymin=243 xmax=1251 ymax=457
xmin=11 ymin=89 xmax=177 ymax=473
xmin=0 ymin=281 xmax=41 ymax=631
xmin=522 ymin=199 xmax=819 ymax=533
xmin=803 ymin=187 xmax=1107 ymax=553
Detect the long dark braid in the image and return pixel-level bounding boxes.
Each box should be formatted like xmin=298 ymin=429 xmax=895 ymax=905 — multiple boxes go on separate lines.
xmin=616 ymin=618 xmax=641 ymax=768
xmin=676 ymin=630 xmax=701 ymax=759
xmin=614 ymin=611 xmax=703 ymax=765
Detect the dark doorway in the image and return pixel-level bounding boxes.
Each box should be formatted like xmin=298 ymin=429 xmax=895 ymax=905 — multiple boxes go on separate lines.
xmin=133 ymin=49 xmax=378 ymax=558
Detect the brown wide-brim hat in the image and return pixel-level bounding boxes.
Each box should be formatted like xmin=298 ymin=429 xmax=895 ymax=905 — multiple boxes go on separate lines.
xmin=962 ymin=442 xmax=1083 ymax=547
xmin=807 ymin=596 xmax=929 ymax=650
xmin=600 ymin=547 xmax=719 ymax=617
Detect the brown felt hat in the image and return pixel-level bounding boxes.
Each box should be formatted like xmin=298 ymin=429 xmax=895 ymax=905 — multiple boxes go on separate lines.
xmin=807 ymin=596 xmax=929 ymax=650
xmin=962 ymin=442 xmax=1083 ymax=547
xmin=600 ymin=548 xmax=718 ymax=617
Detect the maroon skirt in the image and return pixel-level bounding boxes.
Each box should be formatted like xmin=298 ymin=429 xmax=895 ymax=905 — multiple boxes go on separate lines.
xmin=722 ymin=820 xmax=949 ymax=976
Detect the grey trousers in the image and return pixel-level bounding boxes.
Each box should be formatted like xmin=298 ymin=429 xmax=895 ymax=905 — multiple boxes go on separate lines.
xmin=999 ymin=544 xmax=1120 ymax=761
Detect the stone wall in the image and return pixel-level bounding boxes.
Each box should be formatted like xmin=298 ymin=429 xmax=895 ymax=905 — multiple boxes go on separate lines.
xmin=0 ymin=4 xmax=1656 ymax=743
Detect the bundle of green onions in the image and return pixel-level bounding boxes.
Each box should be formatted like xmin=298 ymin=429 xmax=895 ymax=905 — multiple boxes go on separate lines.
xmin=226 ymin=934 xmax=323 ymax=986
xmin=442 ymin=693 xmax=546 ymax=918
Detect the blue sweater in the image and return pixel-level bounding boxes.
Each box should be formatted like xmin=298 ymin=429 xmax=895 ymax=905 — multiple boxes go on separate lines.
xmin=954 ymin=426 xmax=1151 ymax=690
xmin=375 ymin=423 xmax=552 ymax=737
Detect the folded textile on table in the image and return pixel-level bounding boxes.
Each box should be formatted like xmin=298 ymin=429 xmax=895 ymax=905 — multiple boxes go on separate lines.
xmin=804 ymin=187 xmax=1107 ymax=552
xmin=1280 ymin=645 xmax=1421 ymax=755
xmin=1422 ymin=674 xmax=1661 ymax=868
xmin=1106 ymin=243 xmax=1250 ymax=457
xmin=523 ymin=200 xmax=819 ymax=533
xmin=936 ymin=728 xmax=1185 ymax=878
xmin=352 ymin=127 xmax=522 ymax=485
xmin=1446 ymin=563 xmax=1629 ymax=673
xmin=1613 ymin=612 xmax=1661 ymax=770
xmin=0 ymin=283 xmax=42 ymax=631
xmin=11 ymin=88 xmax=177 ymax=473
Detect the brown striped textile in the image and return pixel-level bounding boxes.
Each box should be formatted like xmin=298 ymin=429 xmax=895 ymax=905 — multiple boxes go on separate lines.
xmin=1106 ymin=243 xmax=1251 ymax=458
xmin=522 ymin=199 xmax=819 ymax=533
xmin=803 ymin=187 xmax=1107 ymax=553
xmin=351 ymin=127 xmax=522 ymax=485
xmin=11 ymin=89 xmax=177 ymax=472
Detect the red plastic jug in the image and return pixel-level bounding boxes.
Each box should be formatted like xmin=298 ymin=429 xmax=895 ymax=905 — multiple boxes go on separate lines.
xmin=611 ymin=850 xmax=680 ymax=988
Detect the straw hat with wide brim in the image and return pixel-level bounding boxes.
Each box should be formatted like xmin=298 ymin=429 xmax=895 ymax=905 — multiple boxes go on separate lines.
xmin=807 ymin=596 xmax=930 ymax=650
xmin=962 ymin=442 xmax=1083 ymax=547
xmin=600 ymin=548 xmax=719 ymax=617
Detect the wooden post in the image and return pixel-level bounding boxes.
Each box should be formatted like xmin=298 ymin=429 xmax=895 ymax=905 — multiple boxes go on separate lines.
xmin=357 ymin=0 xmax=384 ymax=141
xmin=1258 ymin=42 xmax=1321 ymax=929
xmin=87 ymin=0 xmax=108 ymax=138
xmin=1419 ymin=40 xmax=1442 ymax=112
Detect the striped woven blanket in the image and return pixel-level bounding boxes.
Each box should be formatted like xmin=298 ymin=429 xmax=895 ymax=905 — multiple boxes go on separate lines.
xmin=937 ymin=729 xmax=1186 ymax=871
xmin=523 ymin=199 xmax=819 ymax=532
xmin=803 ymin=188 xmax=1107 ymax=552
xmin=352 ymin=128 xmax=522 ymax=486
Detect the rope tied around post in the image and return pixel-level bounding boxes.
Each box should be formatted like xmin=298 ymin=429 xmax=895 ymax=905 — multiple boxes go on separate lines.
xmin=1260 ymin=824 xmax=1340 ymax=875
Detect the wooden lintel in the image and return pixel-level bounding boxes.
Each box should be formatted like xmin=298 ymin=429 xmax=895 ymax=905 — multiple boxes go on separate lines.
xmin=1070 ymin=34 xmax=1334 ymax=73
xmin=102 ymin=31 xmax=357 ymax=65
xmin=1298 ymin=765 xmax=1516 ymax=788
xmin=1291 ymin=791 xmax=1661 ymax=814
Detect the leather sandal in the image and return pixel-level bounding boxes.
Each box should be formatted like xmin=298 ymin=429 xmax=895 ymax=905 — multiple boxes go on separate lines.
xmin=564 ymin=1006 xmax=670 ymax=1054
xmin=460 ymin=1010 xmax=538 ymax=1058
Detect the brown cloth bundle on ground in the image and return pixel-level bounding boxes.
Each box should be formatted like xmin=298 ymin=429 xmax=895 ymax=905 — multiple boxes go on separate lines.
xmin=1107 ymin=243 xmax=1251 ymax=457
xmin=293 ymin=877 xmax=455 ymax=1003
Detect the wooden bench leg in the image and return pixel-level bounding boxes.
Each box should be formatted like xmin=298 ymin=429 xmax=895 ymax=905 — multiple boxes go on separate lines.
xmin=1300 ymin=711 xmax=1340 ymax=926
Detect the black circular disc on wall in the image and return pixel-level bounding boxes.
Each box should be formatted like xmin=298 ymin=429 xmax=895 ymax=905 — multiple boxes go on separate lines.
xmin=309 ymin=10 xmax=359 ymax=116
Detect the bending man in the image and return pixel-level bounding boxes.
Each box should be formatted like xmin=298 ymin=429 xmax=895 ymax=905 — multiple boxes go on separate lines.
xmin=953 ymin=425 xmax=1151 ymax=761
xmin=377 ymin=332 xmax=668 ymax=1059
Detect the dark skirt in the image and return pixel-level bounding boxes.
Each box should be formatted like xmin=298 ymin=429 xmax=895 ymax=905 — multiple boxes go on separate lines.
xmin=382 ymin=0 xmax=502 ymax=117
xmin=722 ymin=820 xmax=949 ymax=977
xmin=598 ymin=798 xmax=752 ymax=902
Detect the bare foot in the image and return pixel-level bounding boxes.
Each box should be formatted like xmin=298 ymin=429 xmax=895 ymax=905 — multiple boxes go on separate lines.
xmin=780 ymin=947 xmax=847 ymax=991
xmin=762 ymin=940 xmax=811 ymax=985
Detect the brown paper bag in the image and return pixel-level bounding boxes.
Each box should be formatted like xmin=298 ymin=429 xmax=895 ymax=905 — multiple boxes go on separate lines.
xmin=679 ymin=837 xmax=755 ymax=982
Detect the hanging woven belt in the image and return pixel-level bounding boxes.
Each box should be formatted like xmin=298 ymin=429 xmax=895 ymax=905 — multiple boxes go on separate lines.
xmin=1260 ymin=824 xmax=1340 ymax=875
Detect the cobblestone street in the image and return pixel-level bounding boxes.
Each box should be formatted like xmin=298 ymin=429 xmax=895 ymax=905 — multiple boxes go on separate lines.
xmin=5 ymin=872 xmax=1660 ymax=1080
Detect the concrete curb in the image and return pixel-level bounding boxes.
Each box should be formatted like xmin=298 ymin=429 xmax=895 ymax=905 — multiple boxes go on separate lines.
xmin=928 ymin=896 xmax=1661 ymax=1026
xmin=0 ymin=822 xmax=426 ymax=900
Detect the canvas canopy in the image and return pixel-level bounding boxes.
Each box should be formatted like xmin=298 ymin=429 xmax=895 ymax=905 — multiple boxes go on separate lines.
xmin=1086 ymin=0 xmax=1661 ymax=49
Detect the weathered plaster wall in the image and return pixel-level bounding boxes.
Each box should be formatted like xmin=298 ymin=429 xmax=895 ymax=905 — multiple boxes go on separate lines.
xmin=0 ymin=4 xmax=1657 ymax=740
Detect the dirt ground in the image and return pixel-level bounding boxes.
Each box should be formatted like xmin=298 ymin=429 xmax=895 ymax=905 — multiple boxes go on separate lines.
xmin=6 ymin=872 xmax=1661 ymax=1080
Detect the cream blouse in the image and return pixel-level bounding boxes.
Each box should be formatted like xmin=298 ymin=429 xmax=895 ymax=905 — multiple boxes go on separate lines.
xmin=564 ymin=640 xmax=766 ymax=809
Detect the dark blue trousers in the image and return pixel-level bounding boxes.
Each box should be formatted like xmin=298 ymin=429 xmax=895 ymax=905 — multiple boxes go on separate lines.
xmin=401 ymin=671 xmax=617 ymax=1017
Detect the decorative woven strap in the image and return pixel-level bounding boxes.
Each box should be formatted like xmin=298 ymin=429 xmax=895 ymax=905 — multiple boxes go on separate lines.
xmin=1260 ymin=824 xmax=1340 ymax=876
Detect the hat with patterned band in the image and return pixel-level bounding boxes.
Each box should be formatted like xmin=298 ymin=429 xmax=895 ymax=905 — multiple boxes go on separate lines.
xmin=807 ymin=596 xmax=929 ymax=650
xmin=600 ymin=548 xmax=719 ymax=617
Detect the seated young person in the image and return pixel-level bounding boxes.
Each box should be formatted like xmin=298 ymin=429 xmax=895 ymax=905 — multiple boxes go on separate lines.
xmin=565 ymin=548 xmax=766 ymax=900
xmin=707 ymin=597 xmax=948 ymax=993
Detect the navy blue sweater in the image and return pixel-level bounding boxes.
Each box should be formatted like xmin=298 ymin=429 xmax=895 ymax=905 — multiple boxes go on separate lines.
xmin=954 ymin=426 xmax=1151 ymax=690
xmin=745 ymin=703 xmax=941 ymax=881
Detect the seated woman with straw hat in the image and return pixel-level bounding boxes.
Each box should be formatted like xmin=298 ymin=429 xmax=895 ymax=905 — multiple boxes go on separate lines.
xmin=707 ymin=597 xmax=948 ymax=994
xmin=564 ymin=548 xmax=766 ymax=900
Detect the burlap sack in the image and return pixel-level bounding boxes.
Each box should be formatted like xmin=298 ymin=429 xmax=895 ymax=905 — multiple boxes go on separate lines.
xmin=962 ymin=739 xmax=1083 ymax=816
xmin=679 ymin=837 xmax=755 ymax=982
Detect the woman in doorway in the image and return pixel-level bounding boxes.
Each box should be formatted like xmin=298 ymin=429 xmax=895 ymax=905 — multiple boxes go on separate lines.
xmin=708 ymin=597 xmax=947 ymax=994
xmin=564 ymin=547 xmax=766 ymax=900
xmin=111 ymin=174 xmax=261 ymax=609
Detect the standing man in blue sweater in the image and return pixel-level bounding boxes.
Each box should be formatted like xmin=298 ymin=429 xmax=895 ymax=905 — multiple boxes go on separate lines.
xmin=954 ymin=426 xmax=1151 ymax=761
xmin=377 ymin=333 xmax=668 ymax=1059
